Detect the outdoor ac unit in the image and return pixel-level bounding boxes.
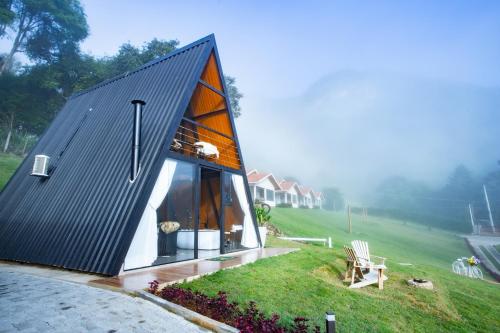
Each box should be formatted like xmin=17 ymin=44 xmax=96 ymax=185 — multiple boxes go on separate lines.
xmin=31 ymin=155 xmax=50 ymax=177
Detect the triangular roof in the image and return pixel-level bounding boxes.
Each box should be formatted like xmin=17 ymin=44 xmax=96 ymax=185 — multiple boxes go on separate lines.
xmin=246 ymin=170 xmax=281 ymax=190
xmin=312 ymin=191 xmax=323 ymax=199
xmin=278 ymin=180 xmax=299 ymax=193
xmin=0 ymin=35 xmax=242 ymax=275
xmin=298 ymin=185 xmax=314 ymax=196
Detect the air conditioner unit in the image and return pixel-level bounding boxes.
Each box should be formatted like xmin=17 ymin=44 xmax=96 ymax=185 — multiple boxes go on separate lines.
xmin=31 ymin=155 xmax=50 ymax=177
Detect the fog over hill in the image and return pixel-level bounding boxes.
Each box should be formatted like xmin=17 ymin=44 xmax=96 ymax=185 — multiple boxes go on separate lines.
xmin=237 ymin=71 xmax=500 ymax=202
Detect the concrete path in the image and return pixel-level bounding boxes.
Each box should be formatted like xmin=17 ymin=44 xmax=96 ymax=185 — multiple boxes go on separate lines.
xmin=0 ymin=270 xmax=208 ymax=333
xmin=465 ymin=235 xmax=500 ymax=280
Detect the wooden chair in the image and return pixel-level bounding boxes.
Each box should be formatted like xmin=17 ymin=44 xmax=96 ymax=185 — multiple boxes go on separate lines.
xmin=351 ymin=240 xmax=386 ymax=271
xmin=344 ymin=245 xmax=388 ymax=289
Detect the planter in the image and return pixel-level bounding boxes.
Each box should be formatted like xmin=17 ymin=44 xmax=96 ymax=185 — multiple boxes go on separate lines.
xmin=158 ymin=230 xmax=178 ymax=256
xmin=258 ymin=226 xmax=267 ymax=247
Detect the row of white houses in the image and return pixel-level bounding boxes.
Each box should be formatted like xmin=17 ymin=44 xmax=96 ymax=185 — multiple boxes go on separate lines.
xmin=247 ymin=170 xmax=323 ymax=209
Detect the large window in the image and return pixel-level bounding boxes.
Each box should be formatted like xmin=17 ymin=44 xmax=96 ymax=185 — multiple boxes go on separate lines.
xmin=256 ymin=187 xmax=265 ymax=200
xmin=266 ymin=189 xmax=274 ymax=202
xmin=156 ymin=161 xmax=196 ymax=265
xmin=124 ymin=159 xmax=196 ymax=270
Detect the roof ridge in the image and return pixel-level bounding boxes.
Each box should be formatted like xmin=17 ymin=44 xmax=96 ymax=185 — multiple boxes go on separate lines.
xmin=70 ymin=34 xmax=215 ymax=100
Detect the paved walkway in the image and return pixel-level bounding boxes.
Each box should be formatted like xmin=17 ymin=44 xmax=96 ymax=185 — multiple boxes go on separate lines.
xmin=465 ymin=235 xmax=500 ymax=280
xmin=92 ymin=247 xmax=298 ymax=292
xmin=0 ymin=270 xmax=208 ymax=333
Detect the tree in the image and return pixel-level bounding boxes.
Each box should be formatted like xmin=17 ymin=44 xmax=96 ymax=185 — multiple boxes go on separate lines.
xmin=322 ymin=187 xmax=345 ymax=211
xmin=224 ymin=75 xmax=243 ymax=118
xmin=0 ymin=0 xmax=88 ymax=74
xmin=0 ymin=0 xmax=15 ymax=37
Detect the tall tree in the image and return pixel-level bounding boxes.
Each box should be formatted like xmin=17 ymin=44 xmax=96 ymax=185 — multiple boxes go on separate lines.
xmin=0 ymin=0 xmax=15 ymax=37
xmin=0 ymin=0 xmax=88 ymax=74
xmin=224 ymin=75 xmax=243 ymax=118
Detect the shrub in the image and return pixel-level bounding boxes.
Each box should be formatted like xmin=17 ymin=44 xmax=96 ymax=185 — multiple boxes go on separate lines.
xmin=276 ymin=203 xmax=292 ymax=208
xmin=149 ymin=282 xmax=320 ymax=333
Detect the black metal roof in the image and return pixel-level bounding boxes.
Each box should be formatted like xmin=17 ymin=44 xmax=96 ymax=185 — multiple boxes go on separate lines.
xmin=0 ymin=35 xmax=218 ymax=275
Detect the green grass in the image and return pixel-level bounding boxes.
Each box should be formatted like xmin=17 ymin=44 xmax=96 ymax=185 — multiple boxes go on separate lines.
xmin=495 ymin=244 xmax=500 ymax=253
xmin=0 ymin=153 xmax=22 ymax=190
xmin=180 ymin=208 xmax=500 ymax=332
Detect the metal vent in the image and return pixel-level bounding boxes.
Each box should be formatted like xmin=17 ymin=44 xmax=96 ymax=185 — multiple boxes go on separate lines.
xmin=31 ymin=155 xmax=50 ymax=177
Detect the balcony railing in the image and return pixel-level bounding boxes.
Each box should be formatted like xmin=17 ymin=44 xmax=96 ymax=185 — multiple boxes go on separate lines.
xmin=169 ymin=117 xmax=241 ymax=169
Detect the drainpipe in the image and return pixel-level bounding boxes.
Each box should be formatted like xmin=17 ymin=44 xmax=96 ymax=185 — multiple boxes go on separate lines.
xmin=131 ymin=100 xmax=146 ymax=181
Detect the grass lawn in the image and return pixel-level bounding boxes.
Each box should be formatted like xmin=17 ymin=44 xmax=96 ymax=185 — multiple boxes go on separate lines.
xmin=180 ymin=208 xmax=500 ymax=332
xmin=0 ymin=153 xmax=22 ymax=190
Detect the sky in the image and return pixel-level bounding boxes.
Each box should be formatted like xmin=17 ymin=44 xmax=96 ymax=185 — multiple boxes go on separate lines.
xmin=79 ymin=0 xmax=500 ymax=97
xmin=3 ymin=1 xmax=500 ymax=201
xmin=80 ymin=1 xmax=500 ymax=200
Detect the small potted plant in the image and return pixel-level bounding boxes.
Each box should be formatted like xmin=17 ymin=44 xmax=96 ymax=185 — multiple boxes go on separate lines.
xmin=254 ymin=202 xmax=271 ymax=247
xmin=158 ymin=221 xmax=180 ymax=256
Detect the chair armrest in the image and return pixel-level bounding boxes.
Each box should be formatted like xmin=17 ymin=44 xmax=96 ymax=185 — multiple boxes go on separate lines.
xmin=371 ymin=255 xmax=386 ymax=264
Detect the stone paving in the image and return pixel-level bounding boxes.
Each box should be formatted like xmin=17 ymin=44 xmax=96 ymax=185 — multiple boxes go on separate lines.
xmin=466 ymin=235 xmax=500 ymax=278
xmin=0 ymin=270 xmax=208 ymax=333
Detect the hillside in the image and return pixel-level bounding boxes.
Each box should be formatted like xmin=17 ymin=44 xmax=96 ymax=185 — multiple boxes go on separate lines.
xmin=0 ymin=153 xmax=22 ymax=191
xmin=181 ymin=208 xmax=500 ymax=332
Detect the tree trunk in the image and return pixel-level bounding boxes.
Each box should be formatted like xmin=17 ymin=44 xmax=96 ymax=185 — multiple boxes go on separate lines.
xmin=22 ymin=135 xmax=28 ymax=155
xmin=3 ymin=113 xmax=14 ymax=153
xmin=0 ymin=10 xmax=28 ymax=75
xmin=3 ymin=129 xmax=12 ymax=153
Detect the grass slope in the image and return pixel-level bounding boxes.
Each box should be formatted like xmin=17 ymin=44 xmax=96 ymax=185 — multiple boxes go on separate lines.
xmin=0 ymin=153 xmax=22 ymax=190
xmin=181 ymin=208 xmax=500 ymax=332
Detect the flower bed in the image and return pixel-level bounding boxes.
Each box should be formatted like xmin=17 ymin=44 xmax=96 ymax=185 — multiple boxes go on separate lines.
xmin=148 ymin=281 xmax=320 ymax=333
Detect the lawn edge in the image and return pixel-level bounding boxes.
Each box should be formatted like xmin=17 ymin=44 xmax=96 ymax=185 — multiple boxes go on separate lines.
xmin=138 ymin=290 xmax=238 ymax=333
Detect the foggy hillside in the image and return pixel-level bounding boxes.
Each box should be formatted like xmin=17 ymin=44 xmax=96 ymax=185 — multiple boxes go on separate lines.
xmin=237 ymin=71 xmax=500 ymax=201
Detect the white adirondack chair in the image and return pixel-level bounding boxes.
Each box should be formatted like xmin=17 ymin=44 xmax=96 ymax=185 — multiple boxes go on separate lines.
xmin=351 ymin=240 xmax=386 ymax=269
xmin=347 ymin=240 xmax=388 ymax=289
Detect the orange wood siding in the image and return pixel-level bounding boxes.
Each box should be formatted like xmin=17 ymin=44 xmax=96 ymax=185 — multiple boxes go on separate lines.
xmin=169 ymin=51 xmax=241 ymax=170
xmin=200 ymin=52 xmax=224 ymax=91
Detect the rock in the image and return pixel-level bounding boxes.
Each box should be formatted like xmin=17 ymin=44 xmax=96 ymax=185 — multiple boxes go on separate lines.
xmin=407 ymin=278 xmax=433 ymax=290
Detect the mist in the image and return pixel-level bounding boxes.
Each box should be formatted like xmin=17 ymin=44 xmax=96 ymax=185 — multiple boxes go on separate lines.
xmin=237 ymin=70 xmax=500 ymax=202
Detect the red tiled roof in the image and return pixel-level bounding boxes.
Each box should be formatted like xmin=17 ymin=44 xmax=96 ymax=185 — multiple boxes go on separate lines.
xmin=247 ymin=172 xmax=270 ymax=183
xmin=279 ymin=181 xmax=295 ymax=191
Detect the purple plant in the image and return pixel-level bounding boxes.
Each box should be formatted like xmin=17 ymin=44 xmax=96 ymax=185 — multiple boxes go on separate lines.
xmin=148 ymin=280 xmax=159 ymax=294
xmin=148 ymin=282 xmax=321 ymax=332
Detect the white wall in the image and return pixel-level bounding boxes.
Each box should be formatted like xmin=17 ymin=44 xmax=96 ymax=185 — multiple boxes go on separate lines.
xmin=252 ymin=177 xmax=277 ymax=207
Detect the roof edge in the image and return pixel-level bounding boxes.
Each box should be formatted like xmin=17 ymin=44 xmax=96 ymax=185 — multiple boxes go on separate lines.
xmin=70 ymin=34 xmax=216 ymax=100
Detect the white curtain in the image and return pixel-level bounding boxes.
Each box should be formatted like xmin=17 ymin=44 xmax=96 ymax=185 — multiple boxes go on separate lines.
xmin=232 ymin=174 xmax=259 ymax=248
xmin=124 ymin=159 xmax=177 ymax=270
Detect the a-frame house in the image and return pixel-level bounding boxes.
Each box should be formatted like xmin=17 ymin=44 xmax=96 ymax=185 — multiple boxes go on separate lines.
xmin=0 ymin=35 xmax=260 ymax=276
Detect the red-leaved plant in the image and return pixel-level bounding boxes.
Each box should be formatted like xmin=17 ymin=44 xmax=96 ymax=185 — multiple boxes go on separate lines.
xmin=148 ymin=281 xmax=320 ymax=333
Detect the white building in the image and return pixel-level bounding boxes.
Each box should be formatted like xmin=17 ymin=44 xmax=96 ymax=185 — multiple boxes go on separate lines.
xmin=247 ymin=170 xmax=281 ymax=207
xmin=247 ymin=169 xmax=323 ymax=210
xmin=276 ymin=180 xmax=300 ymax=208
xmin=312 ymin=191 xmax=323 ymax=209
xmin=298 ymin=186 xmax=314 ymax=208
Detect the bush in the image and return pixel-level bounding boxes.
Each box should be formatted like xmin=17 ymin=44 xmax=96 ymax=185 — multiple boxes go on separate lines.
xmin=276 ymin=203 xmax=292 ymax=208
xmin=148 ymin=281 xmax=320 ymax=333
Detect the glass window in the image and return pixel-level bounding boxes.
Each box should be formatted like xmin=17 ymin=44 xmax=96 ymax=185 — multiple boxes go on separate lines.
xmin=156 ymin=161 xmax=196 ymax=265
xmin=256 ymin=187 xmax=265 ymax=200
xmin=266 ymin=189 xmax=274 ymax=201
